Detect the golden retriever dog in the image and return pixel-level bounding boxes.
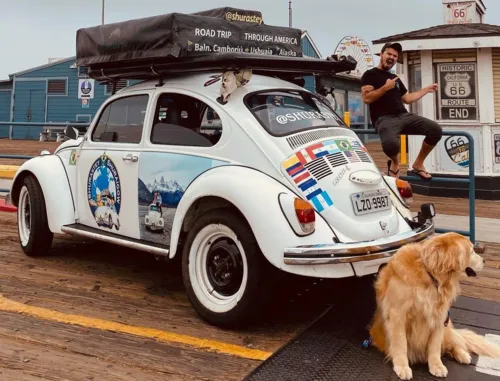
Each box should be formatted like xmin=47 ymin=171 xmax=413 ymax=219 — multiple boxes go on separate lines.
xmin=368 ymin=232 xmax=500 ymax=380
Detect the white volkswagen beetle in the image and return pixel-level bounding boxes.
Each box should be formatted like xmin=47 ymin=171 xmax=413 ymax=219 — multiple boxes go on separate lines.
xmin=6 ymin=11 xmax=435 ymax=327
xmin=145 ymin=203 xmax=165 ymax=232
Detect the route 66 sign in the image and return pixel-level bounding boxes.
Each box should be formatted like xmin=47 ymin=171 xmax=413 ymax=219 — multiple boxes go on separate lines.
xmin=444 ymin=72 xmax=471 ymax=98
xmin=444 ymin=136 xmax=469 ymax=168
xmin=437 ymin=63 xmax=477 ymax=120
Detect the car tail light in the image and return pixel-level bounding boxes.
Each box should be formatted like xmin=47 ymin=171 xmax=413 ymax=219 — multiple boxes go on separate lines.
xmin=396 ymin=179 xmax=413 ymax=207
xmin=294 ymin=198 xmax=315 ymax=233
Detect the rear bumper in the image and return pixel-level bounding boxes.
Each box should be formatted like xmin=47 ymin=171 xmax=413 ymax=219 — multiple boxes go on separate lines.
xmin=283 ymin=218 xmax=435 ymax=265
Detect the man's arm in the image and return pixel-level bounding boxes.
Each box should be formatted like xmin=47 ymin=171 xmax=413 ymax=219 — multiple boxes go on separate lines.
xmin=361 ymin=78 xmax=398 ymax=104
xmin=401 ymin=83 xmax=438 ymax=104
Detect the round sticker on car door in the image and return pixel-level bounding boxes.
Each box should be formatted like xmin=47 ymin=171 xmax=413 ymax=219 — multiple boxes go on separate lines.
xmin=87 ymin=153 xmax=121 ymax=231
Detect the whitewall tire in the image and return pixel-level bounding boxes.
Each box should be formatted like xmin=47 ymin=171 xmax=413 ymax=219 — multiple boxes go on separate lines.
xmin=17 ymin=175 xmax=53 ymax=256
xmin=182 ymin=209 xmax=273 ymax=328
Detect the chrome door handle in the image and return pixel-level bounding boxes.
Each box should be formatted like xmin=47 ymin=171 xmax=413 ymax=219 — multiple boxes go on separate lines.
xmin=122 ymin=154 xmax=138 ymax=162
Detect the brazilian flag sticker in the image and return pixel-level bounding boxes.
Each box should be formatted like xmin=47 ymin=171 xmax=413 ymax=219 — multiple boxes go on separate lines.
xmin=69 ymin=149 xmax=77 ymax=166
xmin=335 ymin=139 xmax=352 ymax=151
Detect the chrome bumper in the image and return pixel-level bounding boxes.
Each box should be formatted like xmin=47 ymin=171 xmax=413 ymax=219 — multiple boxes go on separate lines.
xmin=283 ymin=218 xmax=435 ymax=265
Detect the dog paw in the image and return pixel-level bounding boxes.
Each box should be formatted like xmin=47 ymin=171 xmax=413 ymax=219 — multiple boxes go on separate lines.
xmin=394 ymin=365 xmax=413 ymax=380
xmin=429 ymin=362 xmax=448 ymax=378
xmin=454 ymin=349 xmax=472 ymax=365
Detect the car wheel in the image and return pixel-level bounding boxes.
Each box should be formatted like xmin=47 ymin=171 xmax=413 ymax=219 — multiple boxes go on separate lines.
xmin=182 ymin=209 xmax=272 ymax=328
xmin=17 ymin=175 xmax=53 ymax=256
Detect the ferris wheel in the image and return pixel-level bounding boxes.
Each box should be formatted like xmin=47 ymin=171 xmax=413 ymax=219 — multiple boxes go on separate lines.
xmin=333 ymin=36 xmax=375 ymax=78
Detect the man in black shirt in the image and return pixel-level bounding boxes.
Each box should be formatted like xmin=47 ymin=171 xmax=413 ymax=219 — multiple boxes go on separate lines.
xmin=361 ymin=42 xmax=442 ymax=180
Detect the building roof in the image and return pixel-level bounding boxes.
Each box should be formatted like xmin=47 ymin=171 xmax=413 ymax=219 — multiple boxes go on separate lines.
xmin=9 ymin=56 xmax=76 ymax=78
xmin=373 ymin=23 xmax=500 ymax=44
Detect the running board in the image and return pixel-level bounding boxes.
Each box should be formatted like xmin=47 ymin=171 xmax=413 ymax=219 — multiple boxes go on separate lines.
xmin=61 ymin=223 xmax=170 ymax=257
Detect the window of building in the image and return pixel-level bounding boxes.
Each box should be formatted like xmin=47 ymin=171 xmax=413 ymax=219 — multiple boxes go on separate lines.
xmin=150 ymin=93 xmax=222 ymax=147
xmin=347 ymin=91 xmax=366 ymax=125
xmin=91 ymin=94 xmax=149 ymax=143
xmin=76 ymin=114 xmax=92 ymax=123
xmin=47 ymin=79 xmax=67 ymax=95
xmin=409 ymin=64 xmax=422 ymax=116
xmin=105 ymin=79 xmax=129 ymax=95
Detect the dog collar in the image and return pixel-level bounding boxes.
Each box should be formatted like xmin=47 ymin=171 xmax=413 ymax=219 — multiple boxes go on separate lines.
xmin=427 ymin=270 xmax=439 ymax=288
xmin=444 ymin=311 xmax=450 ymax=327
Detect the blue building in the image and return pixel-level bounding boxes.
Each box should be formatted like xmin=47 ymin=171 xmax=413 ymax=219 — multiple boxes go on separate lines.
xmin=0 ymin=31 xmax=361 ymax=140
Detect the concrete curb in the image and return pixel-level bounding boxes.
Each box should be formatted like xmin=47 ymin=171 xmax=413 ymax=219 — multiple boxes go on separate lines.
xmin=0 ymin=200 xmax=16 ymax=213
xmin=0 ymin=165 xmax=19 ymax=180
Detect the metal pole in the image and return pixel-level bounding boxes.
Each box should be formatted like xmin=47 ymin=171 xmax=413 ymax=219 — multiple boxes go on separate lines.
xmin=102 ymin=0 xmax=105 ymax=25
xmin=468 ymin=132 xmax=475 ymax=244
xmin=289 ymin=1 xmax=292 ymax=28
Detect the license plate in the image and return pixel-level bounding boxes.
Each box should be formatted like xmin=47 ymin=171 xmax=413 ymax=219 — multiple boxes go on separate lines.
xmin=351 ymin=189 xmax=391 ymax=216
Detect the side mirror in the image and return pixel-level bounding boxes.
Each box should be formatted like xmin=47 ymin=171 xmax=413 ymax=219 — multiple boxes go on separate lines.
xmin=64 ymin=125 xmax=80 ymax=140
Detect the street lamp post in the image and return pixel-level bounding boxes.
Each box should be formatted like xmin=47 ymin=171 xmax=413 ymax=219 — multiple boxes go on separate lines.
xmin=102 ymin=0 xmax=105 ymax=25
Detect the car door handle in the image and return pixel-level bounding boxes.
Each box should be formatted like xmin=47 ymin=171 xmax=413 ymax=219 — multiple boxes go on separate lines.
xmin=122 ymin=154 xmax=138 ymax=162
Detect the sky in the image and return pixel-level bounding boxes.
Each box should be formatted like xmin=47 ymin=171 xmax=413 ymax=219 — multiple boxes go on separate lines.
xmin=2 ymin=0 xmax=500 ymax=80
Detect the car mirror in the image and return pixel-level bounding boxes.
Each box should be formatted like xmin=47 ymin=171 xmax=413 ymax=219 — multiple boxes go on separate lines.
xmin=64 ymin=125 xmax=80 ymax=140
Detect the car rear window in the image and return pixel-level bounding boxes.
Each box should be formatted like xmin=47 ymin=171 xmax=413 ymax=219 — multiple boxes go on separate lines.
xmin=244 ymin=90 xmax=345 ymax=137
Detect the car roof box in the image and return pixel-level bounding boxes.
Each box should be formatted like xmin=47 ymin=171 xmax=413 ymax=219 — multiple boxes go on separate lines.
xmin=76 ymin=7 xmax=297 ymax=67
xmin=75 ymin=8 xmax=357 ymax=83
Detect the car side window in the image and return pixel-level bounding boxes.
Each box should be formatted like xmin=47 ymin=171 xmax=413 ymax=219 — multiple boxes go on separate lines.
xmin=150 ymin=93 xmax=222 ymax=147
xmin=92 ymin=94 xmax=149 ymax=143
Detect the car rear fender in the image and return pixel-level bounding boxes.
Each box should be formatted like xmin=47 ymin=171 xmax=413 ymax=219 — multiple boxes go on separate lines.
xmin=10 ymin=155 xmax=75 ymax=234
xmin=168 ymin=165 xmax=337 ymax=267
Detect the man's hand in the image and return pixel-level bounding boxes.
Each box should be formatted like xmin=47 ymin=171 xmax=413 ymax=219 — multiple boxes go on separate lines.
xmin=384 ymin=78 xmax=398 ymax=90
xmin=425 ymin=83 xmax=438 ymax=93
xmin=402 ymin=83 xmax=438 ymax=104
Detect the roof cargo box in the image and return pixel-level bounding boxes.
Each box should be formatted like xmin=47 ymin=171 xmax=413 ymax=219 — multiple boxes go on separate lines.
xmin=75 ymin=8 xmax=302 ymax=67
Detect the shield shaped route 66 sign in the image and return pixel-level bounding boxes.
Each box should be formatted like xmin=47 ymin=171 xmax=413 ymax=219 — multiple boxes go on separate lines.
xmin=444 ymin=136 xmax=470 ymax=168
xmin=444 ymin=72 xmax=472 ymax=98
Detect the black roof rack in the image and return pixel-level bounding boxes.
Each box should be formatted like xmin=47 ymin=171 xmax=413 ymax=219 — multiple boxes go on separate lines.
xmin=86 ymin=53 xmax=357 ymax=83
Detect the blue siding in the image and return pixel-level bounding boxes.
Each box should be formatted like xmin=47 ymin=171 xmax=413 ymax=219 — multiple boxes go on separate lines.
xmin=0 ymin=91 xmax=11 ymax=137
xmin=302 ymin=37 xmax=320 ymax=59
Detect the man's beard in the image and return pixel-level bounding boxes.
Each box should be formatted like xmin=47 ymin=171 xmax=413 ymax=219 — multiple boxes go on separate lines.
xmin=381 ymin=58 xmax=395 ymax=71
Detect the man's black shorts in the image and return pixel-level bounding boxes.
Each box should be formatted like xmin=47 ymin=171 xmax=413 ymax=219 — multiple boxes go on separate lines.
xmin=375 ymin=113 xmax=443 ymax=157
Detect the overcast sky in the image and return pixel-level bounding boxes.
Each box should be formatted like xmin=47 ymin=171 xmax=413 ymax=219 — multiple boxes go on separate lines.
xmin=2 ymin=0 xmax=500 ymax=79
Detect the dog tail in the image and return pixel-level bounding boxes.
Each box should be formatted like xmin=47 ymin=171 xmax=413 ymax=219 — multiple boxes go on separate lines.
xmin=456 ymin=329 xmax=500 ymax=358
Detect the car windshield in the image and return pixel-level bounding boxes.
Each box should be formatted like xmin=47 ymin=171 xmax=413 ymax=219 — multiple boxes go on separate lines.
xmin=244 ymin=90 xmax=345 ymax=137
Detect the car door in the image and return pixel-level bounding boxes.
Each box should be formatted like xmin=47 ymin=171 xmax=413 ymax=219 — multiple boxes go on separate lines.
xmin=76 ymin=92 xmax=152 ymax=240
xmin=138 ymin=91 xmax=229 ymax=247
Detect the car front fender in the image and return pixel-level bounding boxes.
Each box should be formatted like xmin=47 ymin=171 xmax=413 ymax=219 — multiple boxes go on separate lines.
xmin=10 ymin=155 xmax=75 ymax=234
xmin=168 ymin=165 xmax=337 ymax=268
